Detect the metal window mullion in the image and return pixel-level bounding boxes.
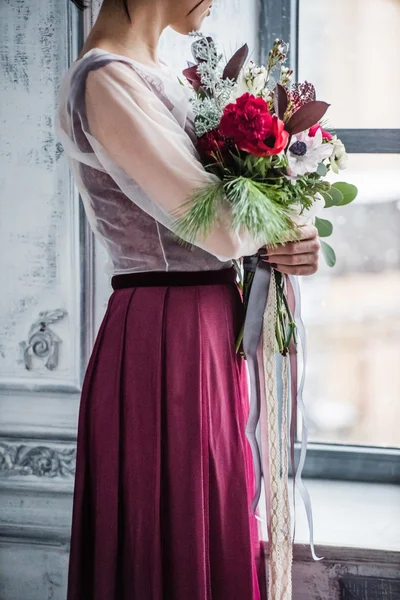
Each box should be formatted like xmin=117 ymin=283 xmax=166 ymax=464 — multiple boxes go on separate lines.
xmin=290 ymin=444 xmax=400 ymax=483
xmin=335 ymin=129 xmax=400 ymax=154
xmin=260 ymin=0 xmax=299 ymax=74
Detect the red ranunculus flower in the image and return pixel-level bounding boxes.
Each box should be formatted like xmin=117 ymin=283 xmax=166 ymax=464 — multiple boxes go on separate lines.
xmin=219 ymin=92 xmax=289 ymax=157
xmin=309 ymin=123 xmax=333 ymax=141
xmin=197 ymin=129 xmax=227 ymax=158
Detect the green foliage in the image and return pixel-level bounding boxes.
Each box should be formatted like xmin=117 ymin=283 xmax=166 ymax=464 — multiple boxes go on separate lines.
xmin=171 ymin=140 xmax=357 ymax=266
xmin=171 ymin=174 xmax=305 ymax=250
xmin=315 ymin=216 xmax=333 ymax=238
xmin=225 ymin=177 xmax=301 ymax=246
xmin=320 ymin=240 xmax=337 ymax=267
xmin=229 ymin=152 xmax=287 ymax=181
xmin=331 ymin=182 xmax=358 ymax=206
xmin=171 ymin=180 xmax=225 ymax=244
xmin=322 ymin=182 xmax=358 ymax=208
xmin=322 ymin=185 xmax=344 ymax=207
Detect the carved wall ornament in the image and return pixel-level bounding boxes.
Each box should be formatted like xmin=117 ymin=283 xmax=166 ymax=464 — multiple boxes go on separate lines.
xmin=0 ymin=442 xmax=76 ymax=478
xmin=19 ymin=309 xmax=67 ymax=371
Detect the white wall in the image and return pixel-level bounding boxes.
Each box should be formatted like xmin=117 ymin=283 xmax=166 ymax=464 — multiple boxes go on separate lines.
xmin=0 ymin=2 xmax=261 ymax=599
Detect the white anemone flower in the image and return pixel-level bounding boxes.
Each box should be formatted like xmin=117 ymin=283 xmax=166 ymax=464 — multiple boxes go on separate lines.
xmin=330 ymin=136 xmax=348 ymax=173
xmin=287 ymin=128 xmax=334 ymax=177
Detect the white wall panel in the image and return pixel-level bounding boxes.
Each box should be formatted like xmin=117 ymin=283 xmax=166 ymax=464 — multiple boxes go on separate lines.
xmin=0 ymin=0 xmax=85 ymax=392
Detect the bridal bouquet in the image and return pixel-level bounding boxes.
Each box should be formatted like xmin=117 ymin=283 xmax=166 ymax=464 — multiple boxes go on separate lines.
xmin=174 ymin=32 xmax=358 ymax=600
xmin=174 ymin=33 xmax=357 ymax=356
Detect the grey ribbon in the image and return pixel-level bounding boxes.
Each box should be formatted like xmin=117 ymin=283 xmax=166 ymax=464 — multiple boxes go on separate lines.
xmin=243 ymin=258 xmax=272 ymax=513
xmin=289 ymin=275 xmax=324 ymax=561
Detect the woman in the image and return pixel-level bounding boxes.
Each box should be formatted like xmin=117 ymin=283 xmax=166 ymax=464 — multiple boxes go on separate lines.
xmin=56 ymin=1 xmax=320 ymax=598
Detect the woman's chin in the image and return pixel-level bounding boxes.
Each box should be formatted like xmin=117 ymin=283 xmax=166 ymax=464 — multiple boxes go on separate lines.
xmin=171 ymin=16 xmax=209 ymax=36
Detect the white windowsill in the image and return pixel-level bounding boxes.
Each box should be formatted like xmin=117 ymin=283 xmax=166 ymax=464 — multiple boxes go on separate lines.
xmin=258 ymin=479 xmax=400 ymax=553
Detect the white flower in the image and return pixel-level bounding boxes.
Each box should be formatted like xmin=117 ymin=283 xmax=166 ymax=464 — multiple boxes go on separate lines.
xmin=280 ymin=66 xmax=293 ymax=85
xmin=260 ymin=88 xmax=272 ymax=102
xmin=252 ymin=72 xmax=268 ymax=95
xmin=330 ymin=136 xmax=348 ymax=173
xmin=234 ymin=62 xmax=269 ymax=99
xmin=234 ymin=70 xmax=248 ymax=98
xmin=286 ymin=129 xmax=334 ymax=177
xmin=290 ymin=193 xmax=325 ymax=226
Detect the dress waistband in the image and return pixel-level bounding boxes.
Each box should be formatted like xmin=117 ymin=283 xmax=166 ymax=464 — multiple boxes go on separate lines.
xmin=111 ymin=267 xmax=238 ymax=290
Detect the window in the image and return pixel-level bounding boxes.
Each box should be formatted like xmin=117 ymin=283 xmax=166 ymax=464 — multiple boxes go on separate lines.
xmin=261 ymin=0 xmax=400 ymax=481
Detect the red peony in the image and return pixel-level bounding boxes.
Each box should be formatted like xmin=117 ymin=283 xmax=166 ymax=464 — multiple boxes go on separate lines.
xmin=309 ymin=123 xmax=332 ymax=141
xmin=219 ymin=93 xmax=289 ymax=157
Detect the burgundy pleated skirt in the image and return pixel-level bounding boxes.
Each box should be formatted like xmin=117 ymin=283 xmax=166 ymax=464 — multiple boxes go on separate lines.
xmin=66 ymin=267 xmax=266 ymax=600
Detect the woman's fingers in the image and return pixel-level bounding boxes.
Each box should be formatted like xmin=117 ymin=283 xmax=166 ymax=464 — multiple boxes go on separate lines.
xmin=261 ymin=249 xmax=319 ymax=276
xmin=297 ymin=224 xmax=319 ymax=240
xmin=263 ymin=225 xmax=320 ymax=257
xmin=258 ymin=224 xmax=321 ymax=276
xmin=261 ymin=252 xmax=319 ymax=267
xmin=263 ymin=237 xmax=321 ymax=257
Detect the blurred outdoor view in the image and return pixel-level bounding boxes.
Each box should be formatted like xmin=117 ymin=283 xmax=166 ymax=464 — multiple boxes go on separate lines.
xmin=299 ymin=0 xmax=400 ymax=447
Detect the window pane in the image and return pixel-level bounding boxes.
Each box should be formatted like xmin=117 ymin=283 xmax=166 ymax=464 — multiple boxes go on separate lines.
xmin=301 ymin=155 xmax=400 ymax=448
xmin=298 ymin=0 xmax=400 ymax=128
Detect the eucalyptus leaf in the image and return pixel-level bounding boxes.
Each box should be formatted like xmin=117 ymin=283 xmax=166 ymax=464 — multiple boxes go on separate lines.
xmin=331 ymin=182 xmax=358 ymax=206
xmin=321 ymin=192 xmax=335 ymax=208
xmin=322 ymin=186 xmax=343 ymax=208
xmin=315 ymin=217 xmax=333 ymax=237
xmin=321 ymin=240 xmax=336 ymax=267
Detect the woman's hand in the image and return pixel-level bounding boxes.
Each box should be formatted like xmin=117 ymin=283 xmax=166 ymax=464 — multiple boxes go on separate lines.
xmin=260 ymin=224 xmax=321 ymax=276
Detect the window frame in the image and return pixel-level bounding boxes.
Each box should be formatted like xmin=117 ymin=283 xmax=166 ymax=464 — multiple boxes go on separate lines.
xmin=260 ymin=0 xmax=400 ymax=483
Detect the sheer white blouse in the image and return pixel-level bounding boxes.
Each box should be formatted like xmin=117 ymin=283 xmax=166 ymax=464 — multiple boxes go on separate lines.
xmin=54 ymin=47 xmax=264 ymax=275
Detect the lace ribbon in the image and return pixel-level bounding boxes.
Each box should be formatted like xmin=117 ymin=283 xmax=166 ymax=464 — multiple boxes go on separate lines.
xmin=242 ymin=260 xmax=324 ymax=597
xmin=261 ymin=270 xmax=293 ymax=599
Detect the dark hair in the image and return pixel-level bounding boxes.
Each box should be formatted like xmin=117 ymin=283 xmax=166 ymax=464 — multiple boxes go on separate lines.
xmin=70 ymin=0 xmax=88 ymax=8
xmin=70 ymin=0 xmax=131 ymax=22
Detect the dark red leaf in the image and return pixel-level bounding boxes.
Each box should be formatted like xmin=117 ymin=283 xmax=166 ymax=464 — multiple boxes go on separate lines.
xmin=273 ymin=84 xmax=289 ymax=120
xmin=285 ymin=101 xmax=330 ymax=135
xmin=182 ymin=65 xmax=202 ymax=92
xmin=223 ymin=44 xmax=249 ymax=81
